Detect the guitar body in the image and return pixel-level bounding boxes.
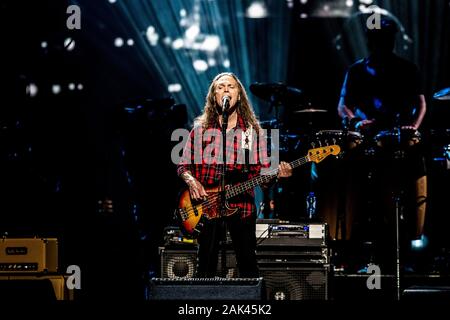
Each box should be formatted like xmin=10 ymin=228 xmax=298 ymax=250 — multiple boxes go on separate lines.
xmin=176 ymin=187 xmax=239 ymax=237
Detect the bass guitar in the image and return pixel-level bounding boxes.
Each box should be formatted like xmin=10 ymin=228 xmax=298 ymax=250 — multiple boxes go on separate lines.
xmin=175 ymin=145 xmax=340 ymax=237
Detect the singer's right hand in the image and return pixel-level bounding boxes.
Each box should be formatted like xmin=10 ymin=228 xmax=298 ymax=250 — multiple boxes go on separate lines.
xmin=186 ymin=177 xmax=208 ymax=201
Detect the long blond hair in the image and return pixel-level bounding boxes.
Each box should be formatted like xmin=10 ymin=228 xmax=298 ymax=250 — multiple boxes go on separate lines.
xmin=194 ymin=72 xmax=261 ymax=133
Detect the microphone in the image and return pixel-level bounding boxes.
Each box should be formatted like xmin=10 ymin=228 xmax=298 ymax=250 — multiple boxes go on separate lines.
xmin=222 ymin=95 xmax=230 ymax=113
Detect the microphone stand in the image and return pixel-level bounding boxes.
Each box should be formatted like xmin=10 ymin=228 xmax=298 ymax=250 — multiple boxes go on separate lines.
xmin=392 ymin=113 xmax=403 ymax=300
xmin=336 ymin=117 xmax=350 ymax=240
xmin=220 ymin=105 xmax=229 ymax=277
xmin=221 ymin=105 xmax=229 ymax=217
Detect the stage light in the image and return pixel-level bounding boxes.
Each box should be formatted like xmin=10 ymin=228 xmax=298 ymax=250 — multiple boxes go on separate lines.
xmin=77 ymin=83 xmax=84 ymax=90
xmin=52 ymin=84 xmax=61 ymax=95
xmin=127 ymin=38 xmax=134 ymax=46
xmin=26 ymin=83 xmax=38 ymax=97
xmin=223 ymin=59 xmax=230 ymax=68
xmin=193 ymin=59 xmax=208 ymax=72
xmin=411 ymin=235 xmax=428 ymax=252
xmin=200 ymin=35 xmax=220 ymax=52
xmin=101 ymin=0 xmax=291 ymax=122
xmin=146 ymin=26 xmax=159 ymax=46
xmin=300 ymin=0 xmax=308 ymax=4
xmin=185 ymin=24 xmax=200 ymax=41
xmin=114 ymin=37 xmax=124 ymax=47
xmin=207 ymin=58 xmax=217 ymax=67
xmin=168 ymin=83 xmax=182 ymax=93
xmin=179 ymin=18 xmax=188 ymax=27
xmin=171 ymin=38 xmax=184 ymax=50
xmin=68 ymin=83 xmax=76 ymax=90
xmin=108 ymin=0 xmax=116 ymax=3
xmin=300 ymin=13 xmax=308 ymax=19
xmin=312 ymin=0 xmax=352 ymax=18
xmin=64 ymin=37 xmax=75 ymax=51
xmin=246 ymin=1 xmax=268 ymax=19
xmin=359 ymin=0 xmax=373 ymax=4
xmin=358 ymin=4 xmax=388 ymax=15
xmin=41 ymin=41 xmax=48 ymax=48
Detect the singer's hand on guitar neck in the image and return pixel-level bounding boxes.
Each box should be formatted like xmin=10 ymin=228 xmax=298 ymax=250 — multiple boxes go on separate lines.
xmin=182 ymin=171 xmax=208 ymax=201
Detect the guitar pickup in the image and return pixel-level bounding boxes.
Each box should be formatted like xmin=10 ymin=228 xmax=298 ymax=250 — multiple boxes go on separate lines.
xmin=193 ymin=205 xmax=199 ymax=217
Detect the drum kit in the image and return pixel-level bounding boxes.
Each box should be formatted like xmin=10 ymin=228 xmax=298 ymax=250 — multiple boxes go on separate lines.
xmin=251 ymin=82 xmax=428 ymax=160
xmin=250 ymin=83 xmax=450 ymax=161
xmin=250 ymin=82 xmax=450 ymax=225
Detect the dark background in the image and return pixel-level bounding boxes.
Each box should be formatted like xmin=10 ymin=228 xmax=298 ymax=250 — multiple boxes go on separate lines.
xmin=1 ymin=0 xmax=449 ymax=300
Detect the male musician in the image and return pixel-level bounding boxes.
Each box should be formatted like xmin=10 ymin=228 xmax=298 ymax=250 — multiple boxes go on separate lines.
xmin=177 ymin=72 xmax=292 ymax=277
xmin=337 ymin=18 xmax=427 ymax=263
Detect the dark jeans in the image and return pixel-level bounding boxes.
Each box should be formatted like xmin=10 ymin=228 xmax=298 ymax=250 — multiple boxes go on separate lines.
xmin=196 ymin=214 xmax=258 ymax=278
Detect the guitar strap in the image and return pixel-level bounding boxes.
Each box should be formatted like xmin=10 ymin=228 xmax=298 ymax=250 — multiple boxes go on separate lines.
xmin=242 ymin=126 xmax=253 ymax=173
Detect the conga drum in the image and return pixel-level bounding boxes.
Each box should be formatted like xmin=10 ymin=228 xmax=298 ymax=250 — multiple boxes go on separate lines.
xmin=315 ymin=130 xmax=365 ymax=240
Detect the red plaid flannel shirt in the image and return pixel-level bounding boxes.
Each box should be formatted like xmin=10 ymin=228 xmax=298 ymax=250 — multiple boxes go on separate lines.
xmin=177 ymin=115 xmax=270 ymax=219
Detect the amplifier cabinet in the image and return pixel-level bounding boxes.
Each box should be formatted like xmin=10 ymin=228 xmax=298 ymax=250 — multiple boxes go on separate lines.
xmin=159 ymin=244 xmax=330 ymax=300
xmin=259 ymin=266 xmax=329 ymax=300
xmin=159 ymin=248 xmax=197 ymax=279
xmin=159 ymin=247 xmax=237 ymax=279
xmin=0 ymin=238 xmax=58 ymax=273
xmin=0 ymin=275 xmax=74 ymax=301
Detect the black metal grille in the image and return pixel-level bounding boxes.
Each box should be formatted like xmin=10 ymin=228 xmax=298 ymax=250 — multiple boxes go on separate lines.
xmin=160 ymin=249 xmax=197 ymax=279
xmin=260 ymin=267 xmax=328 ymax=300
xmin=160 ymin=248 xmax=237 ymax=279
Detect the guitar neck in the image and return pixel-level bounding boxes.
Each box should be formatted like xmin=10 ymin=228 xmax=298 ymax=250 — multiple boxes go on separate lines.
xmin=225 ymin=155 xmax=310 ymax=199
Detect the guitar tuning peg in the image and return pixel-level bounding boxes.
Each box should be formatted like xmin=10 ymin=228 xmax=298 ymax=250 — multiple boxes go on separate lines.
xmin=332 ymin=138 xmax=336 ymax=144
xmin=318 ymin=140 xmax=322 ymax=147
xmin=311 ymin=142 xmax=316 ymax=149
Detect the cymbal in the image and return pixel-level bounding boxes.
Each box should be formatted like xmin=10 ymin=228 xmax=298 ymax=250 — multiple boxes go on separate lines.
xmin=294 ymin=108 xmax=328 ymax=113
xmin=433 ymin=87 xmax=450 ymax=100
xmin=249 ymin=82 xmax=303 ymax=106
xmin=260 ymin=118 xmax=281 ymax=128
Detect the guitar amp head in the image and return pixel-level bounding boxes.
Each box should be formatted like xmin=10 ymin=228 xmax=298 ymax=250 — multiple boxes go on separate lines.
xmin=0 ymin=237 xmax=58 ymax=273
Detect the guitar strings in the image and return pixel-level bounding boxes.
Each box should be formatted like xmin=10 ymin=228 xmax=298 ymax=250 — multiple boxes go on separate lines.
xmin=180 ymin=152 xmax=327 ymax=219
xmin=180 ymin=153 xmax=319 ymax=219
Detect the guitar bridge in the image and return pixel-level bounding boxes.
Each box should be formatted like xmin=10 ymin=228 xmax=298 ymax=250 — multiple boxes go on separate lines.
xmin=176 ymin=208 xmax=187 ymax=221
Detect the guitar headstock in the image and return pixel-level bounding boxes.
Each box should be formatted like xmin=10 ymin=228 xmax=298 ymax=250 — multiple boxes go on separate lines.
xmin=308 ymin=145 xmax=341 ymax=163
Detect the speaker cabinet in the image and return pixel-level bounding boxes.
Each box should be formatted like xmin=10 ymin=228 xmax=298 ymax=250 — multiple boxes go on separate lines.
xmin=149 ymin=278 xmax=264 ymax=300
xmin=259 ymin=266 xmax=329 ymax=300
xmin=160 ymin=248 xmax=197 ymax=278
xmin=159 ymin=246 xmax=329 ymax=300
xmin=160 ymin=247 xmax=237 ymax=278
xmin=0 ymin=275 xmax=74 ymax=301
